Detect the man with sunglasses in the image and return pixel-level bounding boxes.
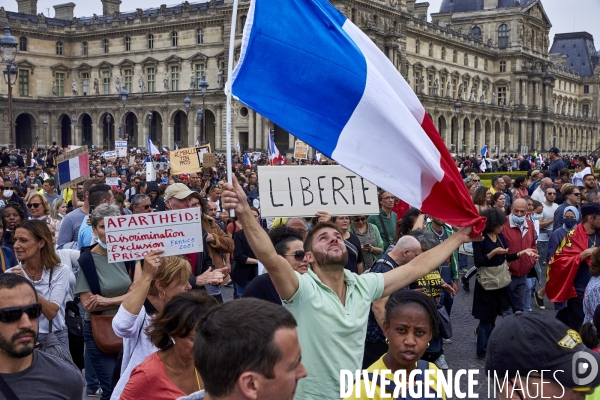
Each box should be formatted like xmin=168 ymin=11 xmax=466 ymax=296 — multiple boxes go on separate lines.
xmin=0 ymin=274 xmax=84 ymax=399
xmin=130 ymin=194 xmax=153 ymax=214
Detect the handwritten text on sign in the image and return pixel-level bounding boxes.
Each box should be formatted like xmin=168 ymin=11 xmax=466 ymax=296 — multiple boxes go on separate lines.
xmin=105 ymin=208 xmax=203 ymax=263
xmin=257 ymin=165 xmax=378 ymax=218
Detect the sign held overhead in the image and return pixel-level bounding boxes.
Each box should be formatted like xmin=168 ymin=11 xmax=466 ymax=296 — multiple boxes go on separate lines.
xmin=257 ymin=165 xmax=378 ymax=218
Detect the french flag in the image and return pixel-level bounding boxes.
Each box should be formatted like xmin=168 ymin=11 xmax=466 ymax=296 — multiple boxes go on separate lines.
xmin=232 ymin=0 xmax=483 ymax=231
xmin=147 ymin=137 xmax=160 ymax=156
xmin=57 ymin=152 xmax=89 ymax=188
xmin=243 ymin=152 xmax=252 ymax=168
xmin=481 ymin=145 xmax=489 ymax=158
xmin=267 ymin=132 xmax=285 ymax=166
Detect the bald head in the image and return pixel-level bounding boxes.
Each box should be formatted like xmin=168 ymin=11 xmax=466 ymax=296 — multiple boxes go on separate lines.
xmin=540 ymin=178 xmax=552 ymax=190
xmin=389 ymin=235 xmax=422 ymax=265
xmin=286 ymin=218 xmax=308 ymax=240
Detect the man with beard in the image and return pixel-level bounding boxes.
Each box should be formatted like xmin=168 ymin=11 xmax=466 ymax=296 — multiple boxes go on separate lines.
xmin=0 ymin=274 xmax=83 ymax=398
xmin=222 ymin=177 xmax=478 ymax=400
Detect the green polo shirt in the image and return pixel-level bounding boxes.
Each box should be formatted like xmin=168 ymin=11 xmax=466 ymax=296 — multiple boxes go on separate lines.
xmin=367 ymin=209 xmax=397 ymax=249
xmin=283 ymin=268 xmax=384 ymax=400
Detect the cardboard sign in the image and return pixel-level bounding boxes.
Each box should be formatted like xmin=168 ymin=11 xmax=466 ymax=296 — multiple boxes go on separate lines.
xmin=105 ymin=208 xmax=203 ymax=263
xmin=170 ymin=144 xmax=212 ymax=175
xmin=203 ymin=153 xmax=216 ymax=168
xmin=257 ymin=165 xmax=379 ymax=218
xmin=294 ymin=140 xmax=308 ymax=160
xmin=115 ymin=141 xmax=128 ymax=158
xmin=102 ymin=151 xmax=118 ymax=161
xmin=105 ymin=177 xmax=120 ymax=187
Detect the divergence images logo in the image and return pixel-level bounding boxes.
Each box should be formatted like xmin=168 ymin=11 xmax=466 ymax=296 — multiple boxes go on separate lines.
xmin=572 ymin=351 xmax=599 ymax=386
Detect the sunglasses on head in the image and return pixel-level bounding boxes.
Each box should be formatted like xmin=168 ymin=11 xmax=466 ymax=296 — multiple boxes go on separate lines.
xmin=284 ymin=250 xmax=306 ymax=261
xmin=27 ymin=203 xmax=41 ymax=208
xmin=0 ymin=303 xmax=42 ymax=323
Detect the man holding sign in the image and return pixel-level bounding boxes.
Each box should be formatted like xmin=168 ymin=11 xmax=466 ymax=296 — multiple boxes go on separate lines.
xmin=221 ymin=176 xmax=481 ymax=400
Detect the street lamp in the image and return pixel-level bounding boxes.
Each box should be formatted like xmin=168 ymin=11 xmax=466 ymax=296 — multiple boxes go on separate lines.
xmin=105 ymin=114 xmax=112 ymax=151
xmin=198 ymin=75 xmax=209 ymax=144
xmin=0 ymin=27 xmax=18 ymax=150
xmin=119 ymin=88 xmax=128 ymax=140
xmin=43 ymin=119 xmax=47 ymax=149
xmin=196 ymin=108 xmax=203 ymax=145
xmin=454 ymin=100 xmax=462 ymax=115
xmin=183 ymin=94 xmax=192 ymax=112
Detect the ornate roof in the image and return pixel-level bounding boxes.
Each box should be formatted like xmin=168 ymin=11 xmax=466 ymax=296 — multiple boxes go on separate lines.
xmin=549 ymin=32 xmax=599 ymax=77
xmin=437 ymin=0 xmax=537 ymax=14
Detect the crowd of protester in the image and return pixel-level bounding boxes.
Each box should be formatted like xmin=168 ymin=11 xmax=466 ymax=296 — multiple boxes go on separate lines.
xmin=1 ymin=143 xmax=600 ymax=400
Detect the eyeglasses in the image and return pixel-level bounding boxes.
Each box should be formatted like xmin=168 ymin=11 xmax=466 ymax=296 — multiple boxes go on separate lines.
xmin=547 ymin=193 xmax=557 ymax=195
xmin=27 ymin=203 xmax=41 ymax=209
xmin=0 ymin=303 xmax=42 ymax=323
xmin=283 ymin=250 xmax=306 ymax=261
xmin=142 ymin=205 xmax=151 ymax=210
xmin=473 ymin=179 xmax=481 ymax=182
xmin=573 ymin=193 xmax=581 ymax=197
xmin=354 ymin=217 xmax=367 ymax=222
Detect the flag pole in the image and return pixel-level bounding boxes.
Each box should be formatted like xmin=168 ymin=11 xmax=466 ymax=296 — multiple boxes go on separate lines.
xmin=226 ymin=0 xmax=241 ymax=218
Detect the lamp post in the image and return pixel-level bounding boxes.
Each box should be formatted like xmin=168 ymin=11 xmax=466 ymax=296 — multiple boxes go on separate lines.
xmin=120 ymin=88 xmax=128 ymax=141
xmin=105 ymin=114 xmax=112 ymax=151
xmin=198 ymin=76 xmax=209 ymax=144
xmin=183 ymin=94 xmax=193 ymax=146
xmin=196 ymin=108 xmax=203 ymax=145
xmin=0 ymin=27 xmax=18 ymax=150
xmin=42 ymin=119 xmax=47 ymax=149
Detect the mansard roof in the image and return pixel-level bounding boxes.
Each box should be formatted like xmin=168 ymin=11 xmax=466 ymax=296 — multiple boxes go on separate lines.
xmin=550 ymin=32 xmax=599 ymax=76
xmin=438 ymin=0 xmax=537 ymax=14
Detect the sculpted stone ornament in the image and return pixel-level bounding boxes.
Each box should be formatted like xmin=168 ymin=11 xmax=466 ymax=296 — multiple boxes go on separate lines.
xmin=480 ymin=93 xmax=486 ymax=104
xmin=509 ymin=96 xmax=515 ymax=107
xmin=217 ymin=69 xmax=224 ymax=89
xmin=52 ymin=81 xmax=57 ymax=97
xmin=163 ymin=73 xmax=169 ymax=91
xmin=37 ymin=13 xmax=46 ymax=23
xmin=0 ymin=7 xmax=5 ymax=18
xmin=469 ymin=86 xmax=476 ymax=102
xmin=457 ymin=84 xmax=464 ymax=99
xmin=190 ymin=73 xmax=196 ymax=89
xmin=446 ymin=81 xmax=452 ymax=98
xmin=135 ymin=8 xmax=143 ymax=19
xmin=389 ymin=0 xmax=398 ymax=8
xmin=420 ymin=77 xmax=424 ymax=94
xmin=115 ymin=76 xmax=121 ymax=92
xmin=499 ymin=98 xmax=505 ymax=106
xmin=492 ymin=91 xmax=497 ymax=105
xmin=433 ymin=79 xmax=439 ymax=96
xmin=72 ymin=79 xmax=78 ymax=96
xmin=94 ymin=78 xmax=99 ymax=94
xmin=139 ymin=76 xmax=145 ymax=92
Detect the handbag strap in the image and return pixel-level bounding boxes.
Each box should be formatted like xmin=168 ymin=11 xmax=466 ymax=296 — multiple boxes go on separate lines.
xmin=0 ymin=249 xmax=5 ymax=273
xmin=47 ymin=267 xmax=53 ymax=334
xmin=0 ymin=374 xmax=19 ymax=400
xmin=78 ymin=248 xmax=102 ymax=296
xmin=378 ymin=213 xmax=391 ymax=244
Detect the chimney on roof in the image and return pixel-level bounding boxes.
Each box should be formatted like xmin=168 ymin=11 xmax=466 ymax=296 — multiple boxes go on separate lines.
xmin=15 ymin=0 xmax=38 ymax=15
xmin=101 ymin=0 xmax=122 ymax=16
xmin=53 ymin=2 xmax=75 ymax=20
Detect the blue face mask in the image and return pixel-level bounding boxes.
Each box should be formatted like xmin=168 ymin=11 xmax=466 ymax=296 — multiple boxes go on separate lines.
xmin=97 ymin=239 xmax=108 ymax=249
xmin=531 ymin=214 xmax=542 ymax=221
xmin=564 ymin=218 xmax=577 ymax=230
xmin=512 ymin=214 xmax=526 ymax=225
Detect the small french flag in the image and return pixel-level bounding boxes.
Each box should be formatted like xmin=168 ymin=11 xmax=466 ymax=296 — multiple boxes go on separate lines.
xmin=57 ymin=152 xmax=89 ymax=188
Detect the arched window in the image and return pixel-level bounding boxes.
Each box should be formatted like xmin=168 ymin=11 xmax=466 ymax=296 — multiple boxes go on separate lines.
xmin=498 ymin=24 xmax=509 ymax=48
xmin=429 ymin=43 xmax=433 ymax=57
xmin=19 ymin=37 xmax=27 ymax=51
xmin=172 ymin=31 xmax=178 ymax=47
xmin=148 ymin=34 xmax=154 ymax=49
xmin=415 ymin=39 xmax=420 ymax=54
xmin=56 ymin=41 xmax=63 ymax=55
xmin=125 ymin=37 xmax=131 ymax=52
xmin=103 ymin=39 xmax=109 ymax=53
xmin=441 ymin=46 xmax=446 ymax=60
xmin=471 ymin=26 xmax=482 ymax=41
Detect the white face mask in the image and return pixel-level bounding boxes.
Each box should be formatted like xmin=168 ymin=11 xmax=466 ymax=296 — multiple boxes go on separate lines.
xmin=3 ymin=190 xmax=13 ymax=198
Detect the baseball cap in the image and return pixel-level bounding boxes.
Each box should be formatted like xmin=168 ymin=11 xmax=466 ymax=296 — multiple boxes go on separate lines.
xmin=486 ymin=312 xmax=600 ymax=391
xmin=549 ymin=147 xmax=560 ymax=154
xmin=164 ymin=183 xmax=194 ymax=201
xmin=581 ymin=202 xmax=600 ymax=217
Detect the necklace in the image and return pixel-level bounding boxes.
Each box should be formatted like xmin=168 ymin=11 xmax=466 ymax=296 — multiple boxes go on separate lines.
xmin=589 ymin=234 xmax=597 ymax=248
xmin=23 ymin=265 xmax=40 ymax=281
xmin=194 ymin=368 xmax=202 ymax=390
xmin=432 ymin=227 xmax=445 ymax=239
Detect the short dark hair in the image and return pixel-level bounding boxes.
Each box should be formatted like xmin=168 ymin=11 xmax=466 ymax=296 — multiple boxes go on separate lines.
xmin=82 ymin=178 xmax=105 ymax=196
xmin=473 ymin=186 xmax=490 ymax=206
xmin=407 ymin=229 xmax=438 ymax=251
xmin=2 ymin=202 xmax=25 ymax=224
xmin=0 ymin=273 xmax=37 ymax=300
xmin=584 ymin=174 xmax=595 ymax=181
xmin=304 ymin=221 xmax=342 ymax=253
xmin=481 ymin=208 xmax=506 ymax=233
xmin=385 ymin=290 xmax=438 ymax=336
xmin=399 ymin=207 xmax=421 ymax=237
xmin=195 ymin=298 xmax=297 ymax=397
xmin=491 ymin=175 xmax=502 ymax=188
xmin=269 ymin=226 xmax=304 ymax=256
xmin=88 ymin=184 xmax=112 ymax=208
xmin=147 ymin=291 xmax=216 ymax=350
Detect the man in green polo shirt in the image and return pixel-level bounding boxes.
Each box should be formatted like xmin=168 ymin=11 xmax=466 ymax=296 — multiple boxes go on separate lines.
xmin=367 ymin=191 xmax=397 ymax=250
xmin=222 ymin=177 xmax=479 ymax=400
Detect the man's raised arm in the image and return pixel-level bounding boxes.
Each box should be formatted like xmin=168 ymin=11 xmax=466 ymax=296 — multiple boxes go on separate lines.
xmin=222 ymin=177 xmax=299 ymax=300
xmin=381 ymin=226 xmax=479 ymax=297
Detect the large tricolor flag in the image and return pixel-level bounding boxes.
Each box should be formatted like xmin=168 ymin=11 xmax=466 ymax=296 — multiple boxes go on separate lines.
xmin=57 ymin=148 xmax=89 ymax=190
xmin=267 ymin=132 xmax=285 ymax=165
xmin=147 ymin=137 xmax=160 ymax=156
xmin=243 ymin=152 xmax=252 ymax=168
xmin=231 ymin=0 xmax=483 ymax=231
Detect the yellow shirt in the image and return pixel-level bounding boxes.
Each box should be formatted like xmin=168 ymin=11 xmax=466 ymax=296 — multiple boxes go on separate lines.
xmin=490 ymin=187 xmax=497 ymax=195
xmin=344 ymin=355 xmax=446 ymax=400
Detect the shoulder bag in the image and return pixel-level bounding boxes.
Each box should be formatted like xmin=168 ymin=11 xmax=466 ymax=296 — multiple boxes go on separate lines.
xmin=378 ymin=213 xmax=391 ymax=246
xmin=79 ymin=249 xmax=123 ymax=354
xmin=0 ymin=374 xmax=18 ymax=400
xmin=476 ymin=241 xmax=512 ymax=291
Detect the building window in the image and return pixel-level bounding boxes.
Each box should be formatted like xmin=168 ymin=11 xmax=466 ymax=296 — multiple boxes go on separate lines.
xmin=56 ymin=42 xmax=63 ymax=55
xmin=103 ymin=39 xmax=109 ymax=53
xmin=83 ymin=42 xmax=88 ymax=56
xmin=102 ymin=71 xmax=110 ymax=94
xmin=452 ymin=79 xmax=457 ymax=98
xmin=499 ymin=60 xmax=506 ymax=72
xmin=18 ymin=70 xmax=29 ymax=96
xmin=413 ymin=71 xmax=420 ymax=93
xmin=195 ymin=64 xmax=205 ymax=88
xmin=584 ymin=85 xmax=590 ymax=94
xmin=351 ymin=8 xmax=356 ymax=23
xmin=484 ymin=59 xmax=488 ymax=71
xmin=415 ymin=39 xmax=420 ymax=54
xmin=464 ymin=53 xmax=468 ymax=66
xmin=428 ymin=74 xmax=433 ymax=95
xmin=147 ymin=68 xmax=155 ymax=92
xmin=197 ymin=29 xmax=204 ymax=44
xmin=148 ymin=34 xmax=154 ymax=49
xmin=82 ymin=72 xmax=90 ymax=95
xmin=428 ymin=43 xmax=433 ymax=57
xmin=171 ymin=66 xmax=180 ymax=91
xmin=497 ymin=87 xmax=507 ymax=105
xmin=472 ymin=26 xmax=481 ymax=41
xmin=498 ymin=24 xmax=509 ymax=48
xmin=453 ymin=49 xmax=457 ymax=63
xmin=583 ymin=104 xmax=590 ymax=117
xmin=474 ymin=55 xmax=478 ymax=68
xmin=56 ymin=73 xmax=65 ymax=97
xmin=124 ymin=69 xmax=133 ymax=93
xmin=172 ymin=31 xmax=178 ymax=47
xmin=441 ymin=46 xmax=446 ymax=60
xmin=125 ymin=37 xmax=131 ymax=52
xmin=440 ymin=77 xmax=446 ymax=97
xmin=239 ymin=16 xmax=247 ymax=33
xmin=19 ymin=37 xmax=27 ymax=51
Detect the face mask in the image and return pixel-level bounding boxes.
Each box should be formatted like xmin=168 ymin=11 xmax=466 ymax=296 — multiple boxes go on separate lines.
xmin=97 ymin=239 xmax=108 ymax=249
xmin=512 ymin=214 xmax=526 ymax=225
xmin=564 ymin=218 xmax=577 ymax=230
xmin=3 ymin=190 xmax=13 ymax=198
xmin=531 ymin=213 xmax=542 ymax=221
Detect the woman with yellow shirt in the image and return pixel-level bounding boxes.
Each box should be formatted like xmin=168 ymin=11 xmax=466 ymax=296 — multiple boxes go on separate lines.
xmin=346 ymin=290 xmax=446 ymax=400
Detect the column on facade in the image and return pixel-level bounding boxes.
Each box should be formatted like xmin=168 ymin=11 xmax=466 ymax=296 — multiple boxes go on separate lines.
xmin=165 ymin=122 xmax=174 ymax=149
xmin=489 ymin=121 xmax=496 ymax=154
xmin=542 ymin=83 xmax=548 ymax=110
xmin=136 ymin=121 xmax=145 ymax=148
xmin=533 ymin=121 xmax=539 ymax=151
xmin=215 ymin=105 xmax=223 ymax=150
xmin=541 ymin=122 xmax=548 ymax=151
xmin=93 ymin=121 xmax=101 ymax=149
xmin=71 ymin=121 xmax=78 ymax=146
xmin=255 ymin=113 xmax=263 ymax=149
xmin=533 ymin=81 xmax=539 ymax=109
xmin=248 ymin=110 xmax=255 ymax=149
xmin=187 ymin=112 xmax=194 ymax=147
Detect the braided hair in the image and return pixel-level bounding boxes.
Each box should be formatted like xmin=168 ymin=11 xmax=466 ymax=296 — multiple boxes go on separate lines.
xmin=385 ymin=290 xmax=439 ymax=337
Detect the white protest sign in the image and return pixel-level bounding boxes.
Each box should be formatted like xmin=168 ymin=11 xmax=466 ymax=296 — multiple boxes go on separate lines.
xmin=257 ymin=165 xmax=378 ymax=218
xmin=105 ymin=177 xmax=120 ymax=187
xmin=115 ymin=141 xmax=128 ymax=158
xmin=102 ymin=151 xmax=118 ymax=160
xmin=105 ymin=208 xmax=203 ymax=263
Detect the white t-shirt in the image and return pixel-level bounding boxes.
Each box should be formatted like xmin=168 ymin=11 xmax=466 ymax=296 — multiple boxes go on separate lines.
xmin=573 ymin=166 xmax=591 ymax=187
xmin=540 ymin=202 xmax=559 ymax=241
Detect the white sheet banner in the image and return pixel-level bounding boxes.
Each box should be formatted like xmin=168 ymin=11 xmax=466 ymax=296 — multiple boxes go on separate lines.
xmin=257 ymin=165 xmax=378 ymax=218
xmin=105 ymin=208 xmax=203 ymax=263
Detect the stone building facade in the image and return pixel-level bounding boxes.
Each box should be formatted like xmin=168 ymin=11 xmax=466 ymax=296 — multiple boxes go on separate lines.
xmin=0 ymin=0 xmax=598 ymax=155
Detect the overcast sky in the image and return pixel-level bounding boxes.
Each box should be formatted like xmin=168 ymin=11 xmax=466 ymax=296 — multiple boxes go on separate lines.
xmin=4 ymin=0 xmax=600 ymax=46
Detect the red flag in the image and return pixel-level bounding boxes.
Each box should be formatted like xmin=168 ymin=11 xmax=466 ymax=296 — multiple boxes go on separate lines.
xmin=546 ymin=223 xmax=588 ymax=302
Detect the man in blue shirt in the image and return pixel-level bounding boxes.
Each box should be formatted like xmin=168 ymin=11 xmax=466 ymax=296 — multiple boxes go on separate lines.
xmin=548 ymin=147 xmax=566 ymax=180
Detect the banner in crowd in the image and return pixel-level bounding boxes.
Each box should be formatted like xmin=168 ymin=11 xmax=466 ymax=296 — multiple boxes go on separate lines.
xmin=115 ymin=141 xmax=128 ymax=158
xmin=258 ymin=165 xmax=378 ymax=218
xmin=105 ymin=208 xmax=203 ymax=263
xmin=170 ymin=144 xmax=212 ymax=175
xmin=293 ymin=140 xmax=308 ymax=159
xmin=102 ymin=151 xmax=118 ymax=161
xmin=56 ymin=146 xmax=90 ymax=190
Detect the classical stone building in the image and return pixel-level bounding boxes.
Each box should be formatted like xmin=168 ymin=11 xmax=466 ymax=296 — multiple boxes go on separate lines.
xmin=0 ymin=0 xmax=598 ymax=155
